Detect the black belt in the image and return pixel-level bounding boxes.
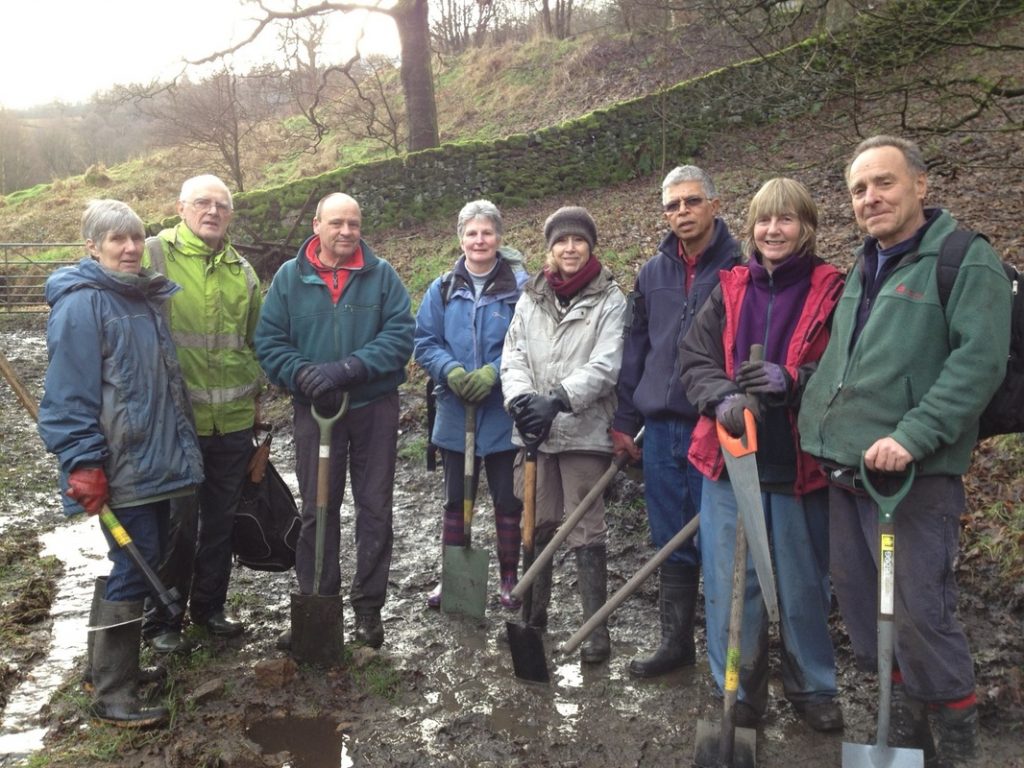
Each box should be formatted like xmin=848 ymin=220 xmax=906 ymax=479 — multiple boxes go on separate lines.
xmin=823 ymin=463 xmax=867 ymax=495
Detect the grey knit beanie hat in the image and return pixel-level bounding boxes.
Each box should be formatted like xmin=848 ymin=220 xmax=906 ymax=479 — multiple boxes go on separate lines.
xmin=544 ymin=206 xmax=597 ymax=251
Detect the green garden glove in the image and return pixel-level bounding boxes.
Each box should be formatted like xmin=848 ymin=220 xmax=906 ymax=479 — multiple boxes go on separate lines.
xmin=462 ymin=365 xmax=498 ymax=403
xmin=446 ymin=366 xmax=469 ymax=398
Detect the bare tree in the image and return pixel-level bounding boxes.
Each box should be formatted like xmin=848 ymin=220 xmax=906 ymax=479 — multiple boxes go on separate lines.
xmin=116 ymin=69 xmax=275 ymax=191
xmin=539 ymin=0 xmax=576 ymax=38
xmin=432 ymin=0 xmax=497 ymax=52
xmin=196 ymin=0 xmax=440 ymax=152
xmin=632 ymin=0 xmax=1024 ymax=137
xmin=0 ymin=110 xmax=36 ymax=195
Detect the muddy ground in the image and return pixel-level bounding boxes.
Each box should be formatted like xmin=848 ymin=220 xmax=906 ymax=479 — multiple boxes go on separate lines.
xmin=0 ymin=325 xmax=1022 ymax=768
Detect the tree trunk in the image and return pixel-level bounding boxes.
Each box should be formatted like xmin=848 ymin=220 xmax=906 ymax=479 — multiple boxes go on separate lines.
xmin=393 ymin=0 xmax=440 ymax=151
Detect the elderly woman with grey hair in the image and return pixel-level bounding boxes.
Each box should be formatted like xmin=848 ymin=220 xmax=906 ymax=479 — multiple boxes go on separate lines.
xmin=37 ymin=199 xmax=203 ymax=727
xmin=414 ymin=199 xmax=529 ymax=610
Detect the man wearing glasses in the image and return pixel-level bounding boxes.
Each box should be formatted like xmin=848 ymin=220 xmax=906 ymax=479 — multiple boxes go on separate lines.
xmin=610 ymin=165 xmax=740 ymax=678
xmin=142 ymin=174 xmax=264 ymax=652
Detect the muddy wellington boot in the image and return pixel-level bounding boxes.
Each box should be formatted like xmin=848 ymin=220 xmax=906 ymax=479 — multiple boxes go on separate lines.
xmin=428 ymin=503 xmax=467 ymax=608
xmin=575 ymin=545 xmax=610 ymax=663
xmin=91 ymin=598 xmax=169 ymax=728
xmin=523 ymin=528 xmax=555 ymax=629
xmin=628 ymin=562 xmax=699 ymax=678
xmin=496 ymin=508 xmax=522 ymax=610
xmin=890 ymin=677 xmax=938 ymax=766
xmin=83 ymin=577 xmax=165 ymax=691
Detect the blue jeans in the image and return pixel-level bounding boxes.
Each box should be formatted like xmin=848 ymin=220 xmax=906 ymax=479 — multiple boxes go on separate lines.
xmin=642 ymin=417 xmax=703 ymax=566
xmin=101 ymin=501 xmax=169 ymax=603
xmin=700 ymin=478 xmax=836 ymax=712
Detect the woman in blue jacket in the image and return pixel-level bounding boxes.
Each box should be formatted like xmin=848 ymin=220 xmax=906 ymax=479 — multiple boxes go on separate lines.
xmin=414 ymin=200 xmax=528 ymax=610
xmin=38 ymin=200 xmax=203 ymax=728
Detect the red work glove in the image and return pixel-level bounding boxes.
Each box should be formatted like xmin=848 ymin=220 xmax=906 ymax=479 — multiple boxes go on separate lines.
xmin=609 ymin=429 xmax=641 ymax=462
xmin=67 ymin=467 xmax=109 ymax=515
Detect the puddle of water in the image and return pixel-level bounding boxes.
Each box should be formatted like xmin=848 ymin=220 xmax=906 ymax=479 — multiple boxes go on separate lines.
xmin=246 ymin=716 xmax=353 ymax=768
xmin=0 ymin=515 xmax=106 ymax=763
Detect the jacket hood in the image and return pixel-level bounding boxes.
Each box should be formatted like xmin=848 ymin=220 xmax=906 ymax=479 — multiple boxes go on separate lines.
xmin=46 ymin=257 xmax=179 ymax=307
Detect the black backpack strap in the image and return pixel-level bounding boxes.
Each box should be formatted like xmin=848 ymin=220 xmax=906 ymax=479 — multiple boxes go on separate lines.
xmin=936 ymin=229 xmax=988 ymax=308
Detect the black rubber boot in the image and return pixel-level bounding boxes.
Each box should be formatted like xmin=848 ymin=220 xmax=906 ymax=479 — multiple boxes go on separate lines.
xmin=576 ymin=545 xmax=610 ymax=663
xmin=523 ymin=528 xmax=555 ymax=630
xmin=84 ymin=578 xmax=165 ymax=690
xmin=890 ymin=683 xmax=937 ymax=766
xmin=932 ymin=702 xmax=979 ymax=768
xmin=628 ymin=562 xmax=699 ymax=678
xmin=91 ymin=598 xmax=169 ymax=728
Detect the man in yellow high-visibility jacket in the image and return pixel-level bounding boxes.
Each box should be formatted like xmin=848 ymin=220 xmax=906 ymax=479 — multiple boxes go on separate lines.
xmin=143 ymin=174 xmax=263 ymax=652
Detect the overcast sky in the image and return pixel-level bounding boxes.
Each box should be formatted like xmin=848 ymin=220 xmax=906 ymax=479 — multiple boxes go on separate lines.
xmin=0 ymin=0 xmax=399 ymax=110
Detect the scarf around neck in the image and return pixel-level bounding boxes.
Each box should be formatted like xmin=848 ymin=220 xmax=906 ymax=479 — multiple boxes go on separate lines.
xmin=544 ymin=255 xmax=602 ymax=299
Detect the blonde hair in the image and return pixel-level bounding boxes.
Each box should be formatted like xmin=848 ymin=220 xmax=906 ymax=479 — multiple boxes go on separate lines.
xmin=742 ymin=178 xmax=818 ymax=259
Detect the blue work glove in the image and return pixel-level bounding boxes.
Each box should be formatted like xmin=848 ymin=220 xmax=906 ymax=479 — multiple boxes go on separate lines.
xmin=462 ymin=366 xmax=498 ymax=403
xmin=735 ymin=360 xmax=791 ymax=399
xmin=715 ymin=393 xmax=760 ymax=437
xmin=295 ymin=357 xmax=367 ymax=400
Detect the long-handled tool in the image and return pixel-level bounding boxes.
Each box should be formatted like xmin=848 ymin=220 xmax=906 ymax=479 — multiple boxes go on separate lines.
xmin=507 ymin=513 xmax=701 ymax=683
xmin=507 ymin=428 xmax=644 ymax=682
xmin=0 ymin=348 xmax=183 ymax=621
xmin=694 ymin=409 xmax=759 ymax=768
xmin=717 ymin=344 xmax=777 ymax=624
xmin=842 ymin=457 xmax=922 ymax=768
xmin=506 ymin=436 xmax=546 ymax=681
xmin=441 ymin=403 xmax=489 ymax=619
xmin=290 ymin=393 xmax=349 ymax=666
xmin=695 ymin=343 xmax=773 ymax=768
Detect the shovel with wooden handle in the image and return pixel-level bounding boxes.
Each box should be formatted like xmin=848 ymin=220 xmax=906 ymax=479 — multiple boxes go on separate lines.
xmin=506 ymin=428 xmax=644 ymax=682
xmin=842 ymin=457 xmax=922 ymax=768
xmin=441 ymin=403 xmax=489 ymax=619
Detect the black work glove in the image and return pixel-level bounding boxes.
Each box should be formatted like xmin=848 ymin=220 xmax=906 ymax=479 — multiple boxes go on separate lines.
xmin=508 ymin=393 xmax=532 ymax=426
xmin=294 ymin=356 xmax=368 ymax=400
xmin=715 ymin=393 xmax=760 ymax=438
xmin=735 ymin=360 xmax=791 ymax=400
xmin=518 ymin=392 xmax=569 ymax=441
xmin=313 ymin=388 xmax=347 ymax=417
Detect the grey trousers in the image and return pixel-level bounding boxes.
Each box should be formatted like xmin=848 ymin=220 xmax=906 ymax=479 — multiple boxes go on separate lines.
xmin=828 ymin=475 xmax=975 ymax=702
xmin=293 ymin=393 xmax=398 ymax=612
xmin=514 ymin=450 xmax=611 ymax=549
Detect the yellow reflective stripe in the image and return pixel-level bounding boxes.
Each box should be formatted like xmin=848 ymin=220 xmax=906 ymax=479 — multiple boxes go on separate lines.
xmin=171 ymin=330 xmax=247 ymax=351
xmin=189 ymin=381 xmax=260 ymax=406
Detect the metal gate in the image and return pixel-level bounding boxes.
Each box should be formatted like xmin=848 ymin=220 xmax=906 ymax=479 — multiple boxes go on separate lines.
xmin=0 ymin=244 xmax=81 ymax=313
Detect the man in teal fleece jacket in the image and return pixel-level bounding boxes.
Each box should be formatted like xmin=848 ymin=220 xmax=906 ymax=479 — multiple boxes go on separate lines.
xmin=799 ymin=135 xmax=1010 ymax=767
xmin=255 ymin=192 xmax=414 ymax=650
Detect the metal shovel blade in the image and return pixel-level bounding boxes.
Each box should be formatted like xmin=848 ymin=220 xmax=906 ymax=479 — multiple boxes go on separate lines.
xmin=841 ymin=742 xmax=924 ymax=768
xmin=506 ymin=621 xmax=550 ymax=683
xmin=441 ymin=544 xmax=489 ymax=619
xmin=290 ymin=592 xmax=344 ymax=666
xmin=693 ymin=718 xmax=756 ymax=768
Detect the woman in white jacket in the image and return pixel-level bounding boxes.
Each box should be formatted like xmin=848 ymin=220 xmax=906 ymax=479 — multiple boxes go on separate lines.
xmin=501 ymin=206 xmax=627 ymax=663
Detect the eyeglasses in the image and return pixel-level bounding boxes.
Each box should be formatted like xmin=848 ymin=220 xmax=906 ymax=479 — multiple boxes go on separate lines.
xmin=184 ymin=198 xmax=232 ymax=214
xmin=663 ymin=196 xmax=707 ymax=214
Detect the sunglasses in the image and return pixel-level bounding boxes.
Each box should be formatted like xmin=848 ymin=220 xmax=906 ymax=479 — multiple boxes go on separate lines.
xmin=663 ymin=196 xmax=707 ymax=213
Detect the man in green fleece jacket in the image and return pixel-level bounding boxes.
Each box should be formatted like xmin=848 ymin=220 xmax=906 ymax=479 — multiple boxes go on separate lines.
xmin=255 ymin=193 xmax=414 ymax=650
xmin=799 ymin=135 xmax=1010 ymax=767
